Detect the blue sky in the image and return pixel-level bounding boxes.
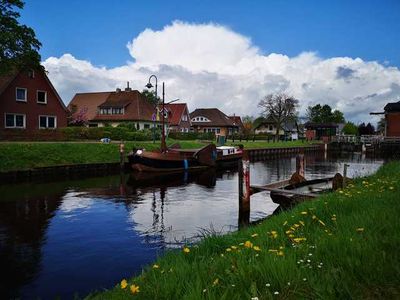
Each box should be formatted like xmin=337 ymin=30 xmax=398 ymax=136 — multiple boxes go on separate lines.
xmin=22 ymin=0 xmax=400 ymax=68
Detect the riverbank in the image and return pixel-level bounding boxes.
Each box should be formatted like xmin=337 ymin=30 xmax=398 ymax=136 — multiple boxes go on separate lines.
xmin=88 ymin=161 xmax=400 ymax=299
xmin=0 ymin=140 xmax=314 ymax=172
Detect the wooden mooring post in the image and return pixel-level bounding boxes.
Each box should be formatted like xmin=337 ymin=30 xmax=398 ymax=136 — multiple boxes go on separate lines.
xmin=296 ymin=153 xmax=305 ymax=177
xmin=238 ymin=150 xmax=250 ymax=227
xmin=119 ymin=141 xmax=125 ymax=170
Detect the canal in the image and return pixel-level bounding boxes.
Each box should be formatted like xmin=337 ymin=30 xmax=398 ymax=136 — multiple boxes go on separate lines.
xmin=0 ymin=152 xmax=384 ymax=299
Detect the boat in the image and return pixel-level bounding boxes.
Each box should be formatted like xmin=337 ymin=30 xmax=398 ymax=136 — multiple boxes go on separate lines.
xmin=127 ymin=144 xmax=243 ymax=172
xmin=269 ymin=177 xmax=333 ymax=207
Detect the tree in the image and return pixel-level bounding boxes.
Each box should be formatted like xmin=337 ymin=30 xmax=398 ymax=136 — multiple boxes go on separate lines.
xmin=141 ymin=89 xmax=160 ymax=106
xmin=258 ymin=93 xmax=299 ymax=140
xmin=306 ymin=104 xmax=345 ymax=123
xmin=0 ymin=0 xmax=42 ymax=74
xmin=241 ymin=115 xmax=254 ymax=134
xmin=342 ymin=122 xmax=358 ymax=135
xmin=358 ymin=122 xmax=375 ymax=135
xmin=377 ymin=117 xmax=385 ymax=134
xmin=68 ymin=105 xmax=88 ymax=126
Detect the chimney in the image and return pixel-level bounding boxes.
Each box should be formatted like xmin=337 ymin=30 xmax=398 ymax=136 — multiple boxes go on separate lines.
xmin=125 ymin=81 xmax=132 ymax=92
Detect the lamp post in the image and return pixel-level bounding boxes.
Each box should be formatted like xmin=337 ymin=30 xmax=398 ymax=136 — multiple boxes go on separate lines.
xmin=161 ymin=82 xmax=167 ymax=152
xmin=146 ymin=75 xmax=158 ymax=143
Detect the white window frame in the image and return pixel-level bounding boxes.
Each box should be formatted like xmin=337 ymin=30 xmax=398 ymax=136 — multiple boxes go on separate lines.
xmin=36 ymin=90 xmax=47 ymax=104
xmin=38 ymin=115 xmax=57 ymax=129
xmin=16 ymin=87 xmax=27 ymax=102
xmin=4 ymin=113 xmax=26 ymax=129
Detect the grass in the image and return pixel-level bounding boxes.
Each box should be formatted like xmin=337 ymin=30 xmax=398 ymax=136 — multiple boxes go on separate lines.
xmin=88 ymin=161 xmax=400 ymax=299
xmin=0 ymin=140 xmax=316 ymax=172
xmin=0 ymin=140 xmax=203 ymax=172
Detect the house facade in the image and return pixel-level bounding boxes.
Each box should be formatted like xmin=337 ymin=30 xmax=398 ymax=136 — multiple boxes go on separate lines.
xmin=304 ymin=122 xmax=343 ymax=141
xmin=254 ymin=116 xmax=284 ymax=135
xmin=68 ymin=87 xmax=162 ymax=130
xmin=163 ymin=103 xmax=191 ymax=132
xmin=0 ymin=68 xmax=68 ymax=135
xmin=383 ymin=101 xmax=400 ymax=137
xmin=190 ymin=108 xmax=239 ymax=136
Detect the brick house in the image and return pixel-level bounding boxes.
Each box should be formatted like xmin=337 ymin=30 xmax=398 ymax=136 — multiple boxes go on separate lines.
xmin=190 ymin=108 xmax=239 ymax=136
xmin=163 ymin=103 xmax=191 ymax=132
xmin=68 ymin=86 xmax=162 ymax=130
xmin=383 ymin=101 xmax=400 ymax=137
xmin=0 ymin=68 xmax=68 ymax=135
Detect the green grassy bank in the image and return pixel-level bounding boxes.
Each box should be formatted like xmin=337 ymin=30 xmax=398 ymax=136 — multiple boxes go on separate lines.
xmin=0 ymin=140 xmax=314 ymax=172
xmin=89 ymin=161 xmax=400 ymax=299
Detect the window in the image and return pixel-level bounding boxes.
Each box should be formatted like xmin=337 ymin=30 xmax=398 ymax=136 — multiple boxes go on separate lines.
xmin=28 ymin=69 xmax=35 ymax=78
xmin=182 ymin=114 xmax=188 ymax=121
xmin=217 ymin=128 xmax=220 ymax=134
xmin=39 ymin=115 xmax=57 ymax=129
xmin=37 ymin=91 xmax=47 ymax=104
xmin=5 ymin=113 xmax=25 ymax=128
xmin=144 ymin=124 xmax=150 ymax=129
xmin=16 ymin=88 xmax=27 ymax=102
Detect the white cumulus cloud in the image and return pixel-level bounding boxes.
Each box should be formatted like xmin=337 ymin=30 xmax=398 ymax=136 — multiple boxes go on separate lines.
xmin=43 ymin=20 xmax=400 ymax=123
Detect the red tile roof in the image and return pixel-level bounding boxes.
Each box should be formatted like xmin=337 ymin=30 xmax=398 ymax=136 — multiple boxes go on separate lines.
xmin=164 ymin=103 xmax=188 ymax=126
xmin=68 ymin=90 xmax=156 ymax=122
xmin=228 ymin=116 xmax=244 ymax=129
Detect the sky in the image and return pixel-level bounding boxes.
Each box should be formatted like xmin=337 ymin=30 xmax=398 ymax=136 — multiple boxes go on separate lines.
xmin=20 ymin=0 xmax=400 ymax=123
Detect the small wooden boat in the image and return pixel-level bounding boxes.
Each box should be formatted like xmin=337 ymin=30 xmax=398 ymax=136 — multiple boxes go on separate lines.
xmin=269 ymin=177 xmax=333 ymax=207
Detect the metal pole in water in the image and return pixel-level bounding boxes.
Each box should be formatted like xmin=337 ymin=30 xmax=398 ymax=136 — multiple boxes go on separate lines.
xmin=119 ymin=141 xmax=125 ymax=170
xmin=238 ymin=150 xmax=250 ymax=228
xmin=343 ymin=163 xmax=350 ymax=188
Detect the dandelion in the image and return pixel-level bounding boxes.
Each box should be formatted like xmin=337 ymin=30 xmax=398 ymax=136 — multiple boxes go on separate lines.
xmin=294 ymin=224 xmax=300 ymax=228
xmin=183 ymin=247 xmax=190 ymax=253
xmin=152 ymin=264 xmax=160 ymax=269
xmin=299 ymin=221 xmax=305 ymax=226
xmin=318 ymin=220 xmax=326 ymax=226
xmin=251 ymin=233 xmax=259 ymax=238
xmin=253 ymin=246 xmax=261 ymax=251
xmin=277 ymin=251 xmax=284 ymax=256
xmin=293 ymin=237 xmax=307 ymax=243
xmin=356 ymin=228 xmax=364 ymax=232
xmin=285 ymin=230 xmax=292 ymax=234
xmin=270 ymin=231 xmax=278 ymax=238
xmin=283 ymin=221 xmax=288 ymax=226
xmin=331 ymin=217 xmax=336 ymax=221
xmin=120 ymin=279 xmax=128 ymax=289
xmin=213 ymin=278 xmax=219 ymax=286
xmin=301 ymin=211 xmax=308 ymax=215
xmin=226 ymin=248 xmax=232 ymax=252
xmin=268 ymin=249 xmax=278 ymax=253
xmin=244 ymin=241 xmax=253 ymax=248
xmin=312 ymin=215 xmax=317 ymax=220
xmin=231 ymin=246 xmax=238 ymax=250
xmin=130 ymin=284 xmax=140 ymax=294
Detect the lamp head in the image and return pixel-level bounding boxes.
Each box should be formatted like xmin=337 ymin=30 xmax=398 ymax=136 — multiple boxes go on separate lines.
xmin=145 ymin=82 xmax=153 ymax=89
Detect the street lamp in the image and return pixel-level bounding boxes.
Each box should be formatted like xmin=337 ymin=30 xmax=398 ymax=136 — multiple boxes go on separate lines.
xmin=146 ymin=75 xmax=158 ymax=143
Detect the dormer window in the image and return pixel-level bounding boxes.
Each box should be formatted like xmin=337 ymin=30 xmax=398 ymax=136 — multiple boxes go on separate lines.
xmin=37 ymin=91 xmax=47 ymax=104
xmin=28 ymin=69 xmax=35 ymax=78
xmin=192 ymin=116 xmax=210 ymax=122
xmin=16 ymin=88 xmax=27 ymax=102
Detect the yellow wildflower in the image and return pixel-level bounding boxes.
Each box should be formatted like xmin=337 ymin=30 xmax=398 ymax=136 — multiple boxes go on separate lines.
xmin=268 ymin=249 xmax=278 ymax=253
xmin=130 ymin=284 xmax=140 ymax=294
xmin=356 ymin=228 xmax=364 ymax=232
xmin=251 ymin=233 xmax=259 ymax=238
xmin=253 ymin=246 xmax=261 ymax=251
xmin=339 ymin=190 xmax=344 ymax=194
xmin=183 ymin=247 xmax=190 ymax=253
xmin=301 ymin=211 xmax=308 ymax=215
xmin=288 ymin=234 xmax=295 ymax=238
xmin=331 ymin=217 xmax=336 ymax=221
xmin=312 ymin=215 xmax=317 ymax=220
xmin=389 ymin=186 xmax=394 ymax=190
xmin=231 ymin=246 xmax=237 ymax=250
xmin=318 ymin=220 xmax=326 ymax=226
xmin=120 ymin=279 xmax=128 ymax=289
xmin=152 ymin=264 xmax=160 ymax=269
xmin=293 ymin=237 xmax=307 ymax=243
xmin=299 ymin=221 xmax=305 ymax=226
xmin=285 ymin=230 xmax=292 ymax=234
xmin=283 ymin=221 xmax=288 ymax=226
xmin=213 ymin=278 xmax=219 ymax=286
xmin=244 ymin=240 xmax=253 ymax=248
xmin=277 ymin=251 xmax=284 ymax=256
xmin=294 ymin=224 xmax=300 ymax=228
xmin=226 ymin=248 xmax=232 ymax=252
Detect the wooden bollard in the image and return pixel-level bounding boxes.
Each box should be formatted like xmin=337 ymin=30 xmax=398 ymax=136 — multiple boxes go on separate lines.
xmin=343 ymin=163 xmax=349 ymax=188
xmin=296 ymin=153 xmax=305 ymax=177
xmin=238 ymin=150 xmax=250 ymax=228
